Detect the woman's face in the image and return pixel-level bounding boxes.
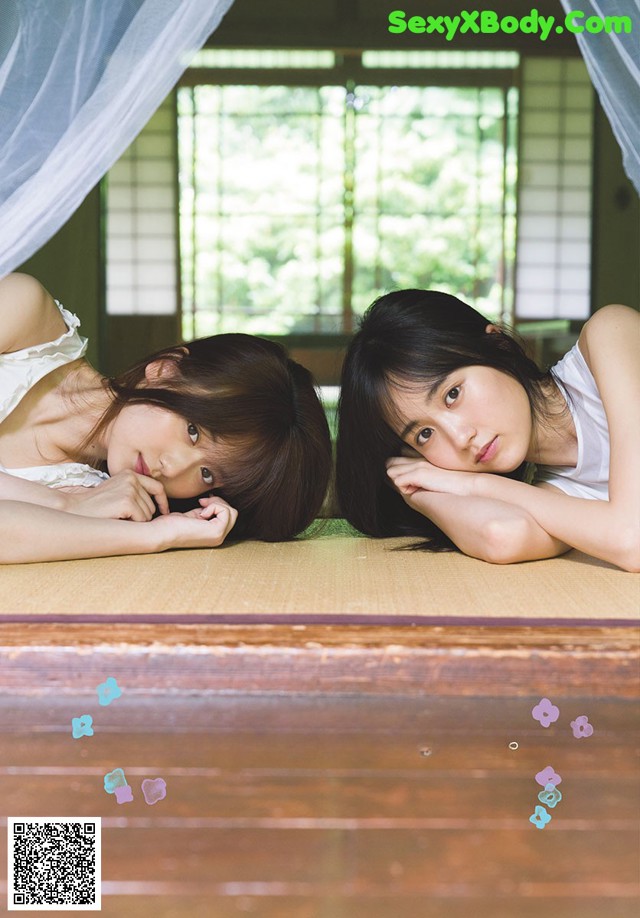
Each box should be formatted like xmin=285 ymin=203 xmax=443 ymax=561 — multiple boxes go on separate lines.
xmin=105 ymin=404 xmax=224 ymax=499
xmin=388 ymin=365 xmax=533 ymax=473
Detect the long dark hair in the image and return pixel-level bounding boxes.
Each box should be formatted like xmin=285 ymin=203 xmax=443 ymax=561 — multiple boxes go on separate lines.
xmin=90 ymin=334 xmax=332 ymax=542
xmin=336 ymin=290 xmax=554 ymax=550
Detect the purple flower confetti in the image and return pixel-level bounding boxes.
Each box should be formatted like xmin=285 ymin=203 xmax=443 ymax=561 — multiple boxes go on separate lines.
xmin=531 ymin=697 xmax=560 ymax=728
xmin=114 ymin=785 xmax=134 ymax=804
xmin=535 ymin=765 xmax=562 ymax=787
xmin=570 ymin=715 xmax=594 ymax=738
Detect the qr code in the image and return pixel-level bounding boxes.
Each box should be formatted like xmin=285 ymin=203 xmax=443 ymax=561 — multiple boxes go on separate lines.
xmin=7 ymin=817 xmax=101 ymax=911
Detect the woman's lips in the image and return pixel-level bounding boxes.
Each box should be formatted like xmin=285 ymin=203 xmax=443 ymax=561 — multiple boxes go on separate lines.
xmin=135 ymin=454 xmax=151 ymax=476
xmin=477 ymin=436 xmax=498 ymax=463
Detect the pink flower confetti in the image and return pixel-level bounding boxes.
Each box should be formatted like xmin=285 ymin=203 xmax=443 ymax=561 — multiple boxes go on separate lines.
xmin=570 ymin=715 xmax=594 ymax=738
xmin=114 ymin=785 xmax=133 ymax=804
xmin=531 ymin=697 xmax=560 ymax=728
xmin=535 ymin=765 xmax=562 ymax=787
xmin=141 ymin=778 xmax=167 ymax=805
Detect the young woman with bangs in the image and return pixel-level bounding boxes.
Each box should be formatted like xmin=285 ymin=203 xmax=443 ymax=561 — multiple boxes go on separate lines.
xmin=0 ymin=273 xmax=332 ymax=562
xmin=336 ymin=289 xmax=639 ymax=572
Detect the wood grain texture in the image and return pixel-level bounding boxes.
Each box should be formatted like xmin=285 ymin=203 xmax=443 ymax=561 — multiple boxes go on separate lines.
xmin=0 ymin=624 xmax=637 ymax=697
xmin=0 ymin=692 xmax=638 ymax=917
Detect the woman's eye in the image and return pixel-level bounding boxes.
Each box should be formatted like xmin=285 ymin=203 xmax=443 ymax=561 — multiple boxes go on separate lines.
xmin=445 ymin=386 xmax=460 ymax=406
xmin=187 ymin=423 xmax=199 ymax=444
xmin=201 ymin=467 xmax=214 ymax=486
xmin=416 ymin=427 xmax=433 ymax=446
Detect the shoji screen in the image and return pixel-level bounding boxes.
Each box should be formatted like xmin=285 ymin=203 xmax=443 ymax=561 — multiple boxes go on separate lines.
xmin=105 ymin=94 xmax=179 ymax=316
xmin=516 ymin=58 xmax=593 ymax=319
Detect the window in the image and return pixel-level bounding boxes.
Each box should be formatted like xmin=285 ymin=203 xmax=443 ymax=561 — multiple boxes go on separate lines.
xmin=177 ymin=50 xmax=518 ymax=338
xmin=104 ymin=50 xmax=594 ymax=334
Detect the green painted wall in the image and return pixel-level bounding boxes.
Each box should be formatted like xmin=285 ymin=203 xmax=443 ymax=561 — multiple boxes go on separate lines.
xmin=592 ymin=101 xmax=640 ymax=312
xmin=17 ymin=185 xmax=103 ymax=367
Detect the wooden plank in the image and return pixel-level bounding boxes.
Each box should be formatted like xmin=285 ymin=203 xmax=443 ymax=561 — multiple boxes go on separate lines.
xmin=0 ymin=625 xmax=638 ymax=697
xmin=1 ymin=827 xmax=637 ymax=893
xmin=1 ymin=689 xmax=637 ymax=914
xmin=54 ymin=898 xmax=640 ymax=918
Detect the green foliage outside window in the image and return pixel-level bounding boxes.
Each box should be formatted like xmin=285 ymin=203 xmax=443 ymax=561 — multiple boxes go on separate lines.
xmin=178 ymin=82 xmax=517 ymax=339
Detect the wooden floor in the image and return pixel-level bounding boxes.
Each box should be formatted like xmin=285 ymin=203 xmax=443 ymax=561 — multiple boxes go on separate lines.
xmin=0 ymin=625 xmax=638 ymax=916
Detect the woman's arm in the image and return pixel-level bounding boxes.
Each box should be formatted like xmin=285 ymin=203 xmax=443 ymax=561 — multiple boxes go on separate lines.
xmin=0 ymin=471 xmax=69 ymax=510
xmin=0 ymin=496 xmax=237 ymax=563
xmin=402 ymin=488 xmax=570 ymax=564
xmin=0 ymin=470 xmax=170 ymax=520
xmin=471 ymin=473 xmax=638 ymax=571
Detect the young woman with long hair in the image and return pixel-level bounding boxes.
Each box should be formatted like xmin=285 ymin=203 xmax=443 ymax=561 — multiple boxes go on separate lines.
xmin=0 ymin=273 xmax=332 ymax=562
xmin=336 ymin=289 xmax=639 ymax=571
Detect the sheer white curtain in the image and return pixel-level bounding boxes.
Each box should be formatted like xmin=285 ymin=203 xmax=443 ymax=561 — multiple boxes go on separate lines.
xmin=559 ymin=0 xmax=640 ymax=193
xmin=0 ymin=0 xmax=235 ymax=278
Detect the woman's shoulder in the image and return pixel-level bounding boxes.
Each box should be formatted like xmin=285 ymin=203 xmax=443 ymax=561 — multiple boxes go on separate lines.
xmin=0 ymin=273 xmax=67 ymax=355
xmin=578 ymin=304 xmax=638 ymax=370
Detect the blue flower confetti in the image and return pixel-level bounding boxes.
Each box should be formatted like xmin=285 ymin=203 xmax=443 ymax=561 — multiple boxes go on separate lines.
xmin=97 ymin=677 xmax=122 ymax=706
xmin=538 ymin=782 xmax=563 ymax=808
xmin=529 ymin=805 xmax=552 ymax=830
xmin=104 ymin=768 xmax=128 ymax=795
xmin=71 ymin=715 xmax=94 ymax=739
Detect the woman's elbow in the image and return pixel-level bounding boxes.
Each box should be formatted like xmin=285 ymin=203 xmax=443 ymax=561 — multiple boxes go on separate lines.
xmin=614 ymin=526 xmax=640 ymax=573
xmin=478 ymin=516 xmax=534 ymax=564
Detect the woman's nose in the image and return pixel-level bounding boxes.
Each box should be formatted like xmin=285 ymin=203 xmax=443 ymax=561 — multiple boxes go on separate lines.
xmin=449 ymin=418 xmax=476 ymax=450
xmin=159 ymin=447 xmax=189 ymax=478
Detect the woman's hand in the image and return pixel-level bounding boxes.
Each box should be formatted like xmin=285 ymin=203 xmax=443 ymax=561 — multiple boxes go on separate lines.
xmin=386 ymin=456 xmax=479 ymax=498
xmin=150 ymin=495 xmax=238 ymax=549
xmin=61 ymin=470 xmax=169 ymax=520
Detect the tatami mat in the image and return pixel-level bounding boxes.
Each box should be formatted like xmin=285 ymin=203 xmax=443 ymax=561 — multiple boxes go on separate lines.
xmin=0 ymin=524 xmax=637 ymax=621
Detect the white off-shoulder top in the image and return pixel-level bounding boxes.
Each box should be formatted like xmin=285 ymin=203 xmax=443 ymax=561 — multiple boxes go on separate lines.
xmin=0 ymin=301 xmax=109 ymax=489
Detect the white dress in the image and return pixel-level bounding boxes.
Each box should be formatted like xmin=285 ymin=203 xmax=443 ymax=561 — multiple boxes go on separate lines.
xmin=0 ymin=301 xmax=109 ymax=489
xmin=534 ymin=342 xmax=609 ymax=500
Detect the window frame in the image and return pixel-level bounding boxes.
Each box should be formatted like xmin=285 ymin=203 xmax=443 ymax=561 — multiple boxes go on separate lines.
xmin=177 ymin=51 xmax=520 ymax=337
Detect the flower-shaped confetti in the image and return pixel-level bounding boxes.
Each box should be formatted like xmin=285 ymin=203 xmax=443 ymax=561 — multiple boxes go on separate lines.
xmin=535 ymin=765 xmax=562 ymax=787
xmin=529 ymin=805 xmax=552 ymax=830
xmin=71 ymin=714 xmax=94 ymax=739
xmin=114 ymin=785 xmax=134 ymax=804
xmin=104 ymin=768 xmax=128 ymax=795
xmin=531 ymin=697 xmax=560 ymax=728
xmin=538 ymin=782 xmax=563 ymax=808
xmin=97 ymin=676 xmax=122 ymax=707
xmin=141 ymin=778 xmax=167 ymax=805
xmin=570 ymin=715 xmax=594 ymax=738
